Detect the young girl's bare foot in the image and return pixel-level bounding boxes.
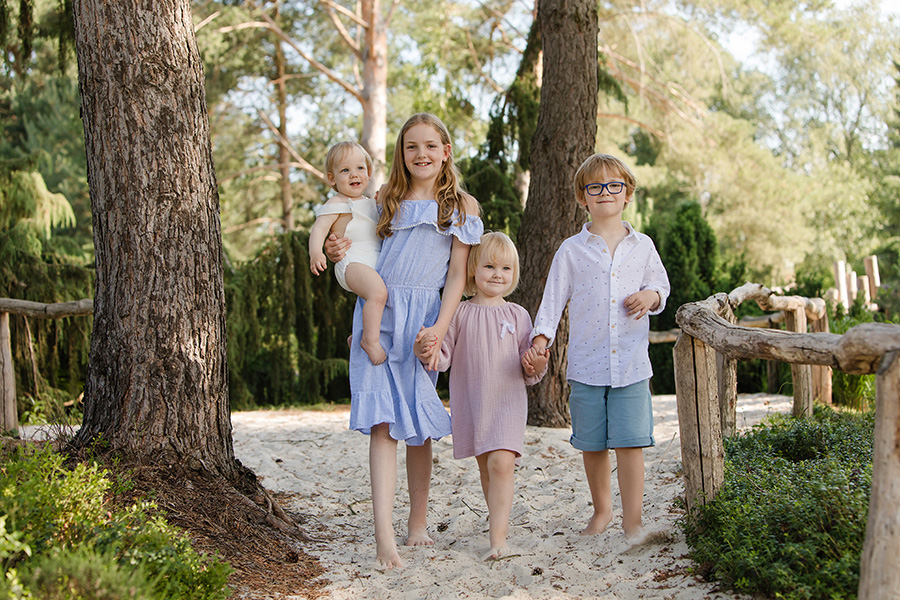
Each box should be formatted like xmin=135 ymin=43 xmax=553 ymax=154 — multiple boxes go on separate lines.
xmin=580 ymin=511 xmax=613 ymax=535
xmin=482 ymin=545 xmax=511 ymax=561
xmin=375 ymin=536 xmax=404 ymax=569
xmin=405 ymin=526 xmax=434 ymax=546
xmin=361 ymin=338 xmax=387 ymax=365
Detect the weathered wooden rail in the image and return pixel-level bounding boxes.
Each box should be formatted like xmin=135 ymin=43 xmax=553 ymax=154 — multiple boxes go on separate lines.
xmin=0 ymin=298 xmax=93 ymax=432
xmin=673 ymin=282 xmax=900 ymax=600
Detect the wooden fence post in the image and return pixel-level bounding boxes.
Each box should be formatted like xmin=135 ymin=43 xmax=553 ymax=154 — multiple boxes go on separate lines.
xmin=1 ymin=312 xmax=16 ymax=433
xmin=858 ymin=350 xmax=900 ymax=600
xmin=810 ymin=313 xmax=832 ymax=405
xmin=783 ymin=308 xmax=813 ymax=417
xmin=673 ymin=331 xmax=724 ymax=510
xmin=864 ymin=255 xmax=880 ymax=299
xmin=717 ymin=304 xmax=738 ymax=437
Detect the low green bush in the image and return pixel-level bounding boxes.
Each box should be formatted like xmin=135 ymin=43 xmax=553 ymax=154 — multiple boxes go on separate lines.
xmin=0 ymin=444 xmax=231 ymax=600
xmin=683 ymin=405 xmax=874 ymax=599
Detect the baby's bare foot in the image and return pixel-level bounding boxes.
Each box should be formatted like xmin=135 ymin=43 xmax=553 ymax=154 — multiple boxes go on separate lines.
xmin=580 ymin=511 xmax=613 ymax=535
xmin=361 ymin=338 xmax=387 ymax=365
xmin=405 ymin=526 xmax=434 ymax=546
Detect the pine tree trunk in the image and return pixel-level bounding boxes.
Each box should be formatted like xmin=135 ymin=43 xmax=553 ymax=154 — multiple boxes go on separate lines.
xmin=514 ymin=0 xmax=598 ymax=427
xmin=360 ymin=0 xmax=388 ymax=191
xmin=72 ymin=0 xmax=236 ymax=478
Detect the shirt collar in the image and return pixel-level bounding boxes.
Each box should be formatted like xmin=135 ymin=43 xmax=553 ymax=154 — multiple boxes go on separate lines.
xmin=577 ymin=221 xmax=636 ymax=243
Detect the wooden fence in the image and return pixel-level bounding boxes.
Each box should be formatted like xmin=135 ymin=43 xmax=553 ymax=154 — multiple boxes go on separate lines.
xmin=0 ymin=298 xmax=93 ymax=432
xmin=673 ymin=282 xmax=900 ymax=600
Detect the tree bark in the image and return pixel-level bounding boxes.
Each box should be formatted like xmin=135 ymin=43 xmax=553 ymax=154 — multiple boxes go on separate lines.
xmin=514 ymin=0 xmax=598 ymax=427
xmin=274 ymin=31 xmax=294 ymax=231
xmin=71 ymin=0 xmax=236 ymax=478
xmin=359 ymin=0 xmax=388 ymax=191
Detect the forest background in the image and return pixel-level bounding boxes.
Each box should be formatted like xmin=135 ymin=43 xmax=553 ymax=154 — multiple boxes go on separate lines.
xmin=2 ymin=0 xmax=899 ymax=423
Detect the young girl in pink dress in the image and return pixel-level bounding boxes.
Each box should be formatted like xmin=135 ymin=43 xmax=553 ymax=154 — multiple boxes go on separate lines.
xmin=415 ymin=232 xmax=549 ymax=560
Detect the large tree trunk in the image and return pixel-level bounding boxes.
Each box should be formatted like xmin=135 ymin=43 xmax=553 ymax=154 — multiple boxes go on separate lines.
xmin=514 ymin=0 xmax=598 ymax=427
xmin=71 ymin=0 xmax=236 ymax=478
xmin=360 ymin=0 xmax=388 ymax=191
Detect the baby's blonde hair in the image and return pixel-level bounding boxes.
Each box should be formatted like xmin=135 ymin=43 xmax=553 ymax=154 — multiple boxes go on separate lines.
xmin=325 ymin=141 xmax=373 ymax=192
xmin=465 ymin=232 xmax=520 ymax=297
xmin=573 ymin=153 xmax=637 ymax=203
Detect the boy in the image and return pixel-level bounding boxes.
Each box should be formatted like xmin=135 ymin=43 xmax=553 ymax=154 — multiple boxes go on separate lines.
xmin=529 ymin=153 xmax=670 ymax=541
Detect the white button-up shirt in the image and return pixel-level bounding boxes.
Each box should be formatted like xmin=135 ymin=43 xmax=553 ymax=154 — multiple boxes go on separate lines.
xmin=532 ymin=222 xmax=670 ymax=388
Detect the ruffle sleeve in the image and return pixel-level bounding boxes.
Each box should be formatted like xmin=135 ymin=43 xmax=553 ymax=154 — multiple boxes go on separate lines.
xmin=389 ymin=200 xmax=484 ymax=245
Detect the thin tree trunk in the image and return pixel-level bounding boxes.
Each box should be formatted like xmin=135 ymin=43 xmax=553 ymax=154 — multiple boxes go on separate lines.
xmin=360 ymin=0 xmax=387 ymax=191
xmin=274 ymin=36 xmax=294 ymax=231
xmin=72 ymin=0 xmax=236 ymax=478
xmin=514 ymin=0 xmax=598 ymax=427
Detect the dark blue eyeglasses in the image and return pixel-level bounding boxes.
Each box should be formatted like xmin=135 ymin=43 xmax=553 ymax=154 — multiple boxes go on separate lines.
xmin=584 ymin=181 xmax=625 ymax=196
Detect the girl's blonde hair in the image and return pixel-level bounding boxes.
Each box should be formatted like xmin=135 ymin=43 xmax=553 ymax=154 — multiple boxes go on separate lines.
xmin=573 ymin=153 xmax=637 ymax=202
xmin=378 ymin=113 xmax=468 ymax=239
xmin=465 ymin=232 xmax=520 ymax=297
xmin=325 ymin=141 xmax=373 ymax=192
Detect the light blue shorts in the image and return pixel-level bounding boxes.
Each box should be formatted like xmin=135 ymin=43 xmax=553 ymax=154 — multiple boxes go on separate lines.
xmin=567 ymin=379 xmax=655 ymax=451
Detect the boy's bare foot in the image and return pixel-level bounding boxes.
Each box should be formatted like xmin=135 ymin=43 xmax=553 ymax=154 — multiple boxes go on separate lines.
xmin=375 ymin=537 xmax=404 ymax=569
xmin=361 ymin=338 xmax=387 ymax=365
xmin=405 ymin=526 xmax=434 ymax=546
xmin=580 ymin=511 xmax=613 ymax=535
xmin=482 ymin=545 xmax=511 ymax=561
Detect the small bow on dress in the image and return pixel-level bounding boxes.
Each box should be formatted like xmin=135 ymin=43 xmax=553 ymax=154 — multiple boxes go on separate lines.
xmin=499 ymin=320 xmax=516 ymax=339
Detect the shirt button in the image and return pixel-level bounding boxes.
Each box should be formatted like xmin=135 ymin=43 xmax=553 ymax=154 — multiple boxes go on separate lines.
xmin=612 ymin=349 xmax=617 ymax=354
xmin=611 ymin=324 xmax=616 ymax=329
xmin=611 ymin=299 xmax=616 ymax=304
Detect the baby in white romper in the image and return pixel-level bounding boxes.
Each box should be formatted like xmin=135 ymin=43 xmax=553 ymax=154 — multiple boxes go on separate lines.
xmin=309 ymin=142 xmax=387 ymax=365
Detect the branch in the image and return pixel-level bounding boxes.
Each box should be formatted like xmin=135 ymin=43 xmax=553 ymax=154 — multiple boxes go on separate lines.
xmin=320 ymin=0 xmax=368 ymax=28
xmin=194 ymin=10 xmax=221 ymax=32
xmin=256 ymin=109 xmax=327 ymax=184
xmin=385 ymin=0 xmax=400 ymax=28
xmin=223 ymin=217 xmax=286 ymax=235
xmin=322 ymin=2 xmax=362 ymax=59
xmin=466 ymin=31 xmax=504 ymax=94
xmin=242 ymin=0 xmax=363 ymax=102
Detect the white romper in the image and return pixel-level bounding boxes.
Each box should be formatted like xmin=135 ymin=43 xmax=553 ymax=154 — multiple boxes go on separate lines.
xmin=314 ymin=196 xmax=381 ymax=292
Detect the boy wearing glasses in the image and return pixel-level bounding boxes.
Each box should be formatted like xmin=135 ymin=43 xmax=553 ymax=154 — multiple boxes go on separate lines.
xmin=529 ymin=153 xmax=669 ymax=543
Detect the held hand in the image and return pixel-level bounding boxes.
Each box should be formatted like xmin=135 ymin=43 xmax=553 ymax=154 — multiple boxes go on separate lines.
xmin=416 ymin=325 xmax=444 ymax=371
xmin=522 ymin=346 xmax=549 ymax=376
xmin=323 ymin=232 xmax=351 ymax=263
xmin=310 ymin=253 xmax=328 ymax=275
xmin=413 ymin=326 xmax=438 ymax=364
xmin=623 ymin=289 xmax=660 ymax=320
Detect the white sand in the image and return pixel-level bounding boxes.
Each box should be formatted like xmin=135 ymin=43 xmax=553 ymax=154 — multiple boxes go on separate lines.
xmin=231 ymin=392 xmax=792 ymax=600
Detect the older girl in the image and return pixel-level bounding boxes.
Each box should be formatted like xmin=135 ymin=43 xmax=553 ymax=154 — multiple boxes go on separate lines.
xmin=326 ymin=113 xmax=482 ymax=568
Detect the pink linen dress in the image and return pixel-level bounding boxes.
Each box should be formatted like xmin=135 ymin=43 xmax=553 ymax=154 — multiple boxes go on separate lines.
xmin=434 ymin=301 xmax=546 ymax=459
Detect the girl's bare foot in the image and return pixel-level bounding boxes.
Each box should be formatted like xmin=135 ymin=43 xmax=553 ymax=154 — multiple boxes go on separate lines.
xmin=375 ymin=536 xmax=404 ymax=569
xmin=405 ymin=526 xmax=434 ymax=546
xmin=361 ymin=338 xmax=387 ymax=365
xmin=482 ymin=545 xmax=511 ymax=561
xmin=580 ymin=511 xmax=613 ymax=535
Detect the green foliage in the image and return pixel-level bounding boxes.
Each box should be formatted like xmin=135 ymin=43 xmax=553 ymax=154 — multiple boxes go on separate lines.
xmin=684 ymin=406 xmax=874 ymax=599
xmin=645 ymin=200 xmax=735 ymax=393
xmin=829 ymin=308 xmax=879 ymax=410
xmin=0 ymin=445 xmax=231 ymax=600
xmin=226 ymin=230 xmax=354 ymax=408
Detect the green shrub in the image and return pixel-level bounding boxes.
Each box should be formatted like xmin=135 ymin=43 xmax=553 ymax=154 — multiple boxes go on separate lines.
xmin=17 ymin=546 xmax=153 ymax=600
xmin=683 ymin=406 xmax=874 ymax=599
xmin=0 ymin=445 xmax=231 ymax=600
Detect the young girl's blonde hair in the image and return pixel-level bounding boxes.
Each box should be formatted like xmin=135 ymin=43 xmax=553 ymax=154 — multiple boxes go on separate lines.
xmin=465 ymin=232 xmax=520 ymax=297
xmin=378 ymin=113 xmax=469 ymax=239
xmin=573 ymin=153 xmax=637 ymax=202
xmin=325 ymin=141 xmax=373 ymax=192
